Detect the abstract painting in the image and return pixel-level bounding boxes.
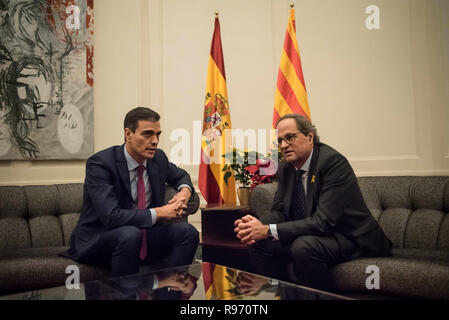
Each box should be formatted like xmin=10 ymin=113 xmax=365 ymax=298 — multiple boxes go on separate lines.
xmin=0 ymin=0 xmax=93 ymax=159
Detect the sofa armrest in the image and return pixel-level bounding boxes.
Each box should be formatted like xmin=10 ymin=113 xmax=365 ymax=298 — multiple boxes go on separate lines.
xmin=249 ymin=183 xmax=277 ymax=219
xmin=164 ymin=186 xmax=200 ymax=216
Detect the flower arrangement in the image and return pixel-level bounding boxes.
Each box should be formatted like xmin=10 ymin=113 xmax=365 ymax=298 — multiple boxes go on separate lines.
xmin=244 ymin=157 xmax=277 ymax=190
xmin=222 ymin=148 xmax=279 ymax=191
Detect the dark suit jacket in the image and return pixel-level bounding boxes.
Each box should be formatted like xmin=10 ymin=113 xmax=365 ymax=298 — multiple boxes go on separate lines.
xmin=64 ymin=144 xmax=193 ymax=261
xmin=84 ymin=274 xmax=188 ymax=300
xmin=260 ymin=142 xmax=392 ymax=258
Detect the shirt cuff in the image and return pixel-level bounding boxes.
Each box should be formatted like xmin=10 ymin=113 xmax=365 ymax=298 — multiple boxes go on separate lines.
xmin=269 ymin=224 xmax=279 ymax=240
xmin=149 ymin=209 xmax=157 ymax=226
xmin=178 ymin=184 xmax=192 ymax=192
xmin=152 ymin=275 xmax=159 ymax=290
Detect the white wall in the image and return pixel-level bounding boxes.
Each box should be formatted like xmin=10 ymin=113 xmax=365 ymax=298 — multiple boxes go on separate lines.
xmin=156 ymin=0 xmax=449 ymax=178
xmin=1 ymin=0 xmax=448 ymax=185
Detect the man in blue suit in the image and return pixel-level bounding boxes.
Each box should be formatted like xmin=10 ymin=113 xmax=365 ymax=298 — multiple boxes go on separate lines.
xmin=64 ymin=107 xmax=199 ymax=277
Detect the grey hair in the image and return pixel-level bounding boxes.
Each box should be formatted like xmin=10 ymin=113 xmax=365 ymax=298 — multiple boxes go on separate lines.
xmin=276 ymin=114 xmax=320 ymax=144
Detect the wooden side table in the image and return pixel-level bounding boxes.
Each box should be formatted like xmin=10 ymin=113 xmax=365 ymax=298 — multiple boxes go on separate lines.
xmin=200 ymin=204 xmax=255 ymax=272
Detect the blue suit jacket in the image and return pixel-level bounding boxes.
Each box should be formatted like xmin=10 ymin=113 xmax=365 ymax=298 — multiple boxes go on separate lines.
xmin=64 ymin=144 xmax=193 ymax=261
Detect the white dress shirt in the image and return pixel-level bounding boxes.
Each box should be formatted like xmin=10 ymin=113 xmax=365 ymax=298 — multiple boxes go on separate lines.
xmin=124 ymin=147 xmax=192 ymax=226
xmin=269 ymin=149 xmax=314 ymax=240
xmin=124 ymin=147 xmax=157 ymax=226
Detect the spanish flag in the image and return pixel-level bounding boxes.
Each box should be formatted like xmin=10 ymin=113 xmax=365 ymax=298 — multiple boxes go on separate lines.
xmin=199 ymin=14 xmax=237 ymax=204
xmin=202 ymin=262 xmax=236 ymax=300
xmin=273 ymin=5 xmax=311 ymax=128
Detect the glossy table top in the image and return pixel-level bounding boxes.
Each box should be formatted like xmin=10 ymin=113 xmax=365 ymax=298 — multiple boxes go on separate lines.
xmin=1 ymin=262 xmax=350 ymax=300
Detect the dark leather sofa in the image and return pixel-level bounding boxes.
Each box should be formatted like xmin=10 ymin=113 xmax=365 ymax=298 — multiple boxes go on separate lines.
xmin=0 ymin=183 xmax=200 ymax=295
xmin=249 ymin=176 xmax=449 ymax=299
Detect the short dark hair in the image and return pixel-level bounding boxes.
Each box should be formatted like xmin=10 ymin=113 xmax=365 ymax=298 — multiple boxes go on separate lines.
xmin=276 ymin=114 xmax=320 ymax=144
xmin=124 ymin=107 xmax=160 ymax=132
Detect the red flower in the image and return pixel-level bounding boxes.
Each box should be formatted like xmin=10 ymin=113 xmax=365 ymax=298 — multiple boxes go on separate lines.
xmin=244 ymin=165 xmax=259 ymax=175
xmin=256 ymin=158 xmax=269 ymax=166
xmin=244 ymin=158 xmax=277 ymax=191
xmin=258 ymin=158 xmax=277 ymax=176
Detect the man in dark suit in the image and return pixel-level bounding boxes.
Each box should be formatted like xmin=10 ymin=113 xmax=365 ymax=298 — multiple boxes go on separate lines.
xmin=234 ymin=114 xmax=392 ymax=290
xmin=84 ymin=268 xmax=199 ymax=300
xmin=64 ymin=107 xmax=199 ymax=277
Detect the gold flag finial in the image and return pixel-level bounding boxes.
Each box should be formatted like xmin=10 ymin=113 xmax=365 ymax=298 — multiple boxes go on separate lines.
xmin=290 ymin=3 xmax=294 ymax=8
xmin=215 ymin=10 xmax=219 ymax=17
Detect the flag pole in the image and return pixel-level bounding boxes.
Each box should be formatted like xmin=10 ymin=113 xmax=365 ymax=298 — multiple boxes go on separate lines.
xmin=290 ymin=3 xmax=294 ymax=8
xmin=215 ymin=10 xmax=219 ymax=17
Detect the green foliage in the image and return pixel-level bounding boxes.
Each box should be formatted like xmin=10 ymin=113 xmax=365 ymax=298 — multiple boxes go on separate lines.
xmin=222 ymin=148 xmax=264 ymax=188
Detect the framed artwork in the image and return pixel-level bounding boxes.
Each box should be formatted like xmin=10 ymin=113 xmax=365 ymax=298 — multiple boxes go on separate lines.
xmin=0 ymin=0 xmax=94 ymax=159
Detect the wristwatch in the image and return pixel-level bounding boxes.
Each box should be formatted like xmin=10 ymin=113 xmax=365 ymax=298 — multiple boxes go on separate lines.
xmin=266 ymin=225 xmax=275 ymax=240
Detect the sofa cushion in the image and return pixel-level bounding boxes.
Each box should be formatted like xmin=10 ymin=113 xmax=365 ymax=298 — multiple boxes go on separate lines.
xmin=2 ymin=247 xmax=71 ymax=259
xmin=249 ymin=182 xmax=277 ymax=219
xmin=445 ymin=182 xmax=449 ymax=212
xmin=375 ymin=177 xmax=414 ymax=210
xmin=57 ymin=184 xmax=83 ymax=214
xmin=0 ymin=246 xmax=111 ymax=294
xmin=357 ymin=178 xmax=382 ymax=220
xmin=405 ymin=209 xmax=445 ymax=249
xmin=28 ymin=216 xmax=64 ymax=248
xmin=410 ymin=176 xmax=448 ymax=211
xmin=391 ymin=248 xmax=449 ymax=261
xmin=437 ymin=214 xmax=449 ymax=250
xmin=0 ymin=186 xmax=28 ymax=218
xmin=358 ymin=176 xmax=449 ymax=211
xmin=0 ymin=218 xmax=32 ymax=256
xmin=59 ymin=213 xmax=80 ymax=245
xmin=331 ymin=255 xmax=449 ymax=299
xmin=377 ymin=208 xmax=412 ymax=249
xmin=24 ymin=185 xmax=59 ymax=218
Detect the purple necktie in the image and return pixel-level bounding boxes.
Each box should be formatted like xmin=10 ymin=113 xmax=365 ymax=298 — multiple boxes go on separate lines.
xmin=137 ymin=165 xmax=147 ymax=260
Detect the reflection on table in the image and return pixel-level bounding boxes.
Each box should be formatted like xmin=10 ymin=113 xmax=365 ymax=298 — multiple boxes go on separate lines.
xmin=1 ymin=262 xmax=350 ymax=300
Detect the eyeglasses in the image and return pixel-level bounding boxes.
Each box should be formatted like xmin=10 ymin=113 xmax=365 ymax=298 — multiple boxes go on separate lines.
xmin=277 ymin=131 xmax=303 ymax=145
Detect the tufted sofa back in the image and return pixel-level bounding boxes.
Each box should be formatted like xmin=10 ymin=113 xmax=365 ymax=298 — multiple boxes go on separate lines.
xmin=0 ymin=183 xmax=199 ymax=257
xmin=357 ymin=176 xmax=449 ymax=250
xmin=250 ymin=176 xmax=449 ymax=250
xmin=0 ymin=183 xmax=83 ymax=255
xmin=0 ymin=184 xmax=83 ymax=256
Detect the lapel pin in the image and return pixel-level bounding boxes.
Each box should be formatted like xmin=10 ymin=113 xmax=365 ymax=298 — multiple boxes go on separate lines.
xmin=311 ymin=175 xmax=316 ymax=184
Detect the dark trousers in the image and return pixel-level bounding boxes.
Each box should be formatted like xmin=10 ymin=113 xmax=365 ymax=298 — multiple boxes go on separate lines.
xmin=88 ymin=222 xmax=199 ymax=277
xmin=248 ymin=234 xmax=358 ymax=291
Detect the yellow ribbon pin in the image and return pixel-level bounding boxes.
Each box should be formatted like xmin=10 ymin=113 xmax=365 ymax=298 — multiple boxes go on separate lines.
xmin=311 ymin=175 xmax=316 ymax=184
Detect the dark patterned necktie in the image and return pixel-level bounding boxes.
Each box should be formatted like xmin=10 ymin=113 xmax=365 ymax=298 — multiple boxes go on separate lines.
xmin=291 ymin=169 xmax=306 ymax=220
xmin=137 ymin=165 xmax=147 ymax=260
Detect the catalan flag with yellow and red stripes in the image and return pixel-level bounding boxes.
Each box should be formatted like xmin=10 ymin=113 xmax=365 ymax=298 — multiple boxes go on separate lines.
xmin=199 ymin=15 xmax=237 ymax=204
xmin=273 ymin=6 xmax=311 ymax=127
